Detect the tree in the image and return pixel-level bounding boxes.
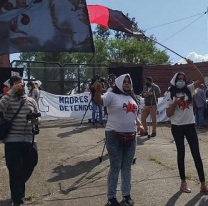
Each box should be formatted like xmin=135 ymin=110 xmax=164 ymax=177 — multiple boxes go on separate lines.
xmin=19 ymin=15 xmax=170 ymax=65
xmin=18 ymin=15 xmax=170 ymax=94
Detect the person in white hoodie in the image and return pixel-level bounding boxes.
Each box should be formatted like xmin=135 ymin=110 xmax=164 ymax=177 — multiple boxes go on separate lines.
xmin=93 ymin=74 xmax=145 ymax=206
xmin=166 ymin=59 xmax=208 ymax=194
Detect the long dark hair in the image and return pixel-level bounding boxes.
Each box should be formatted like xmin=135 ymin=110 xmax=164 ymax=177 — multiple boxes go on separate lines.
xmin=169 ymin=72 xmax=192 ymax=103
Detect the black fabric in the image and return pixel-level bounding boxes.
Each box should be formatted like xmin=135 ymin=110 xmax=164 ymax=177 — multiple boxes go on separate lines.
xmin=108 ymin=9 xmax=133 ymax=33
xmin=0 ymin=100 xmax=25 ymax=140
xmin=0 ymin=118 xmax=12 ymax=140
xmin=5 ymin=142 xmax=38 ymax=204
xmin=171 ymin=124 xmax=205 ymax=182
xmin=108 ymin=66 xmax=143 ymax=95
xmin=0 ymin=67 xmax=24 ymax=95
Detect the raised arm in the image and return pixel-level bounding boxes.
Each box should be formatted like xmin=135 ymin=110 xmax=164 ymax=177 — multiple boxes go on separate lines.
xmin=0 ymin=83 xmax=23 ymax=112
xmin=186 ymin=59 xmax=204 ymax=89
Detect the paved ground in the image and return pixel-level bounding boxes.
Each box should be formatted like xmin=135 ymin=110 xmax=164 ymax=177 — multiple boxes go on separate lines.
xmin=1 ymin=120 xmax=208 ymax=206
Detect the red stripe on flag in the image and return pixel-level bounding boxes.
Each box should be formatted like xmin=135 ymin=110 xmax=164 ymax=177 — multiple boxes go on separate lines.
xmin=87 ymin=5 xmax=110 ymax=28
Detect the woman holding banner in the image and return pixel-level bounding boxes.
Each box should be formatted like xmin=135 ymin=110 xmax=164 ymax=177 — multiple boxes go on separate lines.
xmin=166 ymin=59 xmax=208 ymax=194
xmin=93 ymin=74 xmax=145 ymax=206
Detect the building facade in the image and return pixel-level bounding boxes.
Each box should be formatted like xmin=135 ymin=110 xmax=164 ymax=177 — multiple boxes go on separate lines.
xmin=109 ymin=61 xmax=208 ymax=95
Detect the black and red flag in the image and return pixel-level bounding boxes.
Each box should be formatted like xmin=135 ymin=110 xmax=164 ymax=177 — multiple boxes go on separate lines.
xmin=0 ymin=0 xmax=94 ymax=55
xmin=87 ymin=5 xmax=135 ymax=34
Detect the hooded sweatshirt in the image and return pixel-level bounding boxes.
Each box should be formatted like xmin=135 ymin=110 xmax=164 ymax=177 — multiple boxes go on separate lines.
xmin=102 ymin=74 xmax=138 ymax=132
xmin=166 ymin=73 xmax=195 ymax=125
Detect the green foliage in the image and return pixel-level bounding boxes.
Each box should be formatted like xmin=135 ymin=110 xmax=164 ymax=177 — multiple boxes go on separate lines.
xmin=19 ymin=15 xmax=170 ymax=65
xmin=17 ymin=16 xmax=170 ymax=94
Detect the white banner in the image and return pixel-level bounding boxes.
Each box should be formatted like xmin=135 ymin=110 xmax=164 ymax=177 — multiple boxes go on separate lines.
xmin=137 ymin=95 xmax=169 ymax=122
xmin=38 ymin=91 xmax=170 ymax=122
xmin=38 ymin=91 xmax=92 ymax=121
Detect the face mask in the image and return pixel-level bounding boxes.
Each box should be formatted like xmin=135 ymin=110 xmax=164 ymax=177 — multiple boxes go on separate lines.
xmin=176 ymin=81 xmax=186 ymax=89
xmin=146 ymin=83 xmax=151 ymax=87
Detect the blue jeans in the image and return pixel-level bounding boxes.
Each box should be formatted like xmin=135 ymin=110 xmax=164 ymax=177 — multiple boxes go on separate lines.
xmin=196 ymin=107 xmax=205 ymax=127
xmin=105 ymin=131 xmax=136 ymax=199
xmin=92 ymin=101 xmax=103 ymax=123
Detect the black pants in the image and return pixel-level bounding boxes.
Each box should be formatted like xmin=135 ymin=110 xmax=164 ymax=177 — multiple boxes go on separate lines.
xmin=171 ymin=124 xmax=205 ymax=182
xmin=5 ymin=142 xmax=38 ymax=204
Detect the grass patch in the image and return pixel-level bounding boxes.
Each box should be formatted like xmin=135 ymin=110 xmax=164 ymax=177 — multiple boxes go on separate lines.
xmin=149 ymin=155 xmax=174 ymax=170
xmin=149 ymin=156 xmax=208 ymax=185
xmin=25 ymin=194 xmax=36 ymax=201
xmin=186 ymin=173 xmax=200 ymax=184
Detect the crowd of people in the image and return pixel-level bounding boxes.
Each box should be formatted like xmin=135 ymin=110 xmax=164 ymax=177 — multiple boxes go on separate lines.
xmin=1 ymin=59 xmax=208 ymax=206
xmin=91 ymin=58 xmax=208 ymax=206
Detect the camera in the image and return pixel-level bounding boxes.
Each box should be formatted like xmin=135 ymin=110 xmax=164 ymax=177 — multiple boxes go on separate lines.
xmin=32 ymin=125 xmax=40 ymax=135
xmin=26 ymin=112 xmax=41 ymax=135
xmin=26 ymin=112 xmax=41 ymax=120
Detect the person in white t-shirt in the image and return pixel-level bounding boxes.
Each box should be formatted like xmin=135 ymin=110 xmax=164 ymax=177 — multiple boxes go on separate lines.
xmin=93 ymin=74 xmax=145 ymax=206
xmin=166 ymin=59 xmax=208 ymax=194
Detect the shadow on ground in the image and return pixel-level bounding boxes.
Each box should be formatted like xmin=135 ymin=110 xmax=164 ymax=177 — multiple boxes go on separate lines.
xmin=165 ymin=191 xmax=207 ymax=206
xmin=136 ymin=136 xmax=150 ymax=145
xmin=0 ymin=199 xmax=12 ymax=206
xmin=57 ymin=124 xmax=93 ymax=138
xmin=48 ymin=155 xmax=109 ymax=195
xmin=40 ymin=120 xmax=83 ymax=129
xmin=48 ymin=156 xmax=108 ymax=182
xmin=184 ymin=193 xmax=207 ymax=206
xmin=165 ymin=191 xmax=182 ymax=206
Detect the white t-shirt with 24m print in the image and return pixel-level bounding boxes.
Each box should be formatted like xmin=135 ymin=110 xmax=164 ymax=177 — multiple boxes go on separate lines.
xmin=102 ymin=92 xmax=138 ymax=132
xmin=166 ymin=83 xmax=195 ymax=125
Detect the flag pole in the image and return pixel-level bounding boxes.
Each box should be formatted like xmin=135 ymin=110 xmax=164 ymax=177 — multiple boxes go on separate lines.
xmin=132 ymin=31 xmax=186 ymax=60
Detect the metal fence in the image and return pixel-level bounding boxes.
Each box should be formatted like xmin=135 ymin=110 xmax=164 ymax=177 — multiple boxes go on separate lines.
xmin=10 ymin=60 xmax=109 ymax=95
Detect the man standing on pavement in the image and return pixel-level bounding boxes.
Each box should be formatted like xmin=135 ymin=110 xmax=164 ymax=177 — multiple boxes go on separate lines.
xmin=0 ymin=76 xmax=39 ymax=206
xmin=193 ymin=84 xmax=206 ymax=128
xmin=141 ymin=77 xmax=161 ymax=137
xmin=89 ymin=75 xmax=103 ymax=126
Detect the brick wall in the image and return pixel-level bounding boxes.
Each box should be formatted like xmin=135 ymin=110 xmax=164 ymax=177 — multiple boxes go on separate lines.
xmin=109 ymin=61 xmax=208 ymax=95
xmin=143 ymin=62 xmax=208 ymax=95
xmin=0 ymin=55 xmax=10 ymax=67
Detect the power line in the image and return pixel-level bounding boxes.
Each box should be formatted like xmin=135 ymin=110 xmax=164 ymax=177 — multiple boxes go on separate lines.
xmin=145 ymin=11 xmax=206 ymax=31
xmin=161 ymin=12 xmax=207 ymax=43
